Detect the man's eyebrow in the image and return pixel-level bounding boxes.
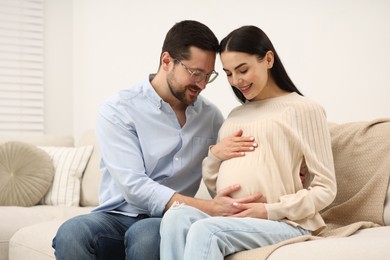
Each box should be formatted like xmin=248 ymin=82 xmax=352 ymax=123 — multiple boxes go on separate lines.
xmin=187 ymin=65 xmax=208 ymax=73
xmin=223 ymin=63 xmax=246 ymax=72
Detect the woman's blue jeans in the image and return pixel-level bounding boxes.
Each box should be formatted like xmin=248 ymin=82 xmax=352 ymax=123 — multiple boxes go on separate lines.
xmin=160 ymin=205 xmax=310 ymax=260
xmin=53 ymin=212 xmax=161 ymax=260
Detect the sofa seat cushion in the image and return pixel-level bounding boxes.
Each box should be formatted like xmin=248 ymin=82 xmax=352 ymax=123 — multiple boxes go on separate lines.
xmin=9 ymin=220 xmax=63 ymax=260
xmin=0 ymin=205 xmax=94 ymax=260
xmin=267 ymin=226 xmax=390 ymax=260
xmin=225 ymin=226 xmax=390 ymax=260
xmin=10 ymin=223 xmax=390 ymax=260
xmin=0 ymin=142 xmax=54 ymax=206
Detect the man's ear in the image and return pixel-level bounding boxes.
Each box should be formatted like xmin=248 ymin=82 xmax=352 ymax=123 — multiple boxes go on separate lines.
xmin=161 ymin=52 xmax=173 ymax=71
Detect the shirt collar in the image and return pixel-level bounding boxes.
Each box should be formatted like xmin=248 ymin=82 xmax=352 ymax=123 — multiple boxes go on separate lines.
xmin=144 ymin=74 xmax=162 ymax=108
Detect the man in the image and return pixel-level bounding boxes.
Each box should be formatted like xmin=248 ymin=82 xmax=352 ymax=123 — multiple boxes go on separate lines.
xmin=53 ymin=20 xmax=259 ymax=260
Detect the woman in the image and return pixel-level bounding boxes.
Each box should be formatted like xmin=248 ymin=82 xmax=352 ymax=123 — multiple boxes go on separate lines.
xmin=160 ymin=25 xmax=337 ymax=260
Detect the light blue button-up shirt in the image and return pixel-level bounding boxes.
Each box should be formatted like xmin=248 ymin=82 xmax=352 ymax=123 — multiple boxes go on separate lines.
xmin=93 ymin=75 xmax=224 ymax=217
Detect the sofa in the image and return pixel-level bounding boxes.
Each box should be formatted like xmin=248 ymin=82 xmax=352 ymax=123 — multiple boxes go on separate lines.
xmin=0 ymin=119 xmax=389 ymax=260
xmin=0 ymin=130 xmax=101 ymax=260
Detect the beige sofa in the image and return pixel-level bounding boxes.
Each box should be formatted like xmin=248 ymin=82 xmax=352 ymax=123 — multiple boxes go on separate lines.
xmin=1 ymin=120 xmax=389 ymax=260
xmin=0 ymin=130 xmax=100 ymax=260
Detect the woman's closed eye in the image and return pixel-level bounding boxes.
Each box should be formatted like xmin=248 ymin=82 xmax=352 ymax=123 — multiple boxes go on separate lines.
xmin=225 ymin=70 xmax=248 ymax=77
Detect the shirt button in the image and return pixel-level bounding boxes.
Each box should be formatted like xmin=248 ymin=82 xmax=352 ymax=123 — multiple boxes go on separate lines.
xmin=174 ymin=157 xmax=179 ymax=161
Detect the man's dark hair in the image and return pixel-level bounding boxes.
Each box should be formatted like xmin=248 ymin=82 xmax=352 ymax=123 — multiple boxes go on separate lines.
xmin=160 ymin=20 xmax=219 ymax=62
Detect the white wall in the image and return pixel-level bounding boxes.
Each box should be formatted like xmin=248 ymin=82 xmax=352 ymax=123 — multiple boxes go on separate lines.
xmin=45 ymin=0 xmax=390 ymax=138
xmin=44 ymin=0 xmax=73 ymax=135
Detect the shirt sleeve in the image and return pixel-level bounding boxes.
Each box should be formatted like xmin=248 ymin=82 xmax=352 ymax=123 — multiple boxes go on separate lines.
xmin=96 ymin=103 xmax=175 ymax=217
xmin=265 ymin=103 xmax=337 ymax=221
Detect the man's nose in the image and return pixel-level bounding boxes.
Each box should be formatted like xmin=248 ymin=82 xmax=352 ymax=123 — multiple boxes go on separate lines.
xmin=196 ymin=79 xmax=207 ymax=90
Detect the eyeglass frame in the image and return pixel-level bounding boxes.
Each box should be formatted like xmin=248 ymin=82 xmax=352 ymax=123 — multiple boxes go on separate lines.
xmin=174 ymin=58 xmax=219 ymax=84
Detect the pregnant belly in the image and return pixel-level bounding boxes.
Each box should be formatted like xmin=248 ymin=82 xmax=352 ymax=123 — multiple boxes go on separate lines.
xmin=216 ymin=160 xmax=266 ymax=199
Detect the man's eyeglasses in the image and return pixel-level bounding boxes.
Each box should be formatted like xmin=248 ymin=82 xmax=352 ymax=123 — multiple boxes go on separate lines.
xmin=174 ymin=59 xmax=218 ymax=84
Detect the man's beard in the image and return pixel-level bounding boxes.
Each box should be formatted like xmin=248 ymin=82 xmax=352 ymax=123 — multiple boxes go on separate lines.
xmin=167 ymin=79 xmax=199 ymax=106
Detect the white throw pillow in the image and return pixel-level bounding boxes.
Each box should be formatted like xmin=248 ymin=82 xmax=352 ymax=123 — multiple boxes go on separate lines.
xmin=39 ymin=146 xmax=93 ymax=206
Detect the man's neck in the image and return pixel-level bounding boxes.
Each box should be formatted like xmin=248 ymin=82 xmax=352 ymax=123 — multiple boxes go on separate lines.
xmin=151 ymin=73 xmax=187 ymax=127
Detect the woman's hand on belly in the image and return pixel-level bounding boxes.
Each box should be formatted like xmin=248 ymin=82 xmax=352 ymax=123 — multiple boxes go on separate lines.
xmin=230 ymin=201 xmax=268 ymax=219
xmin=212 ymin=184 xmax=265 ymax=217
xmin=209 ymin=184 xmax=264 ymax=216
xmin=211 ymin=129 xmax=258 ymax=160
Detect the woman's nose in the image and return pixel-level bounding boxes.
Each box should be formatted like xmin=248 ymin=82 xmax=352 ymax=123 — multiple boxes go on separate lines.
xmin=233 ymin=76 xmax=242 ymax=87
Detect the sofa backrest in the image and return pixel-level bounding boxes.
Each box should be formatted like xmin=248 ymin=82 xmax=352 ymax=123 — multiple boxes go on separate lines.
xmin=0 ymin=133 xmax=101 ymax=207
xmin=76 ymin=130 xmax=101 ymax=207
xmin=0 ymin=135 xmax=74 ymax=147
xmin=328 ymin=119 xmax=390 ymax=226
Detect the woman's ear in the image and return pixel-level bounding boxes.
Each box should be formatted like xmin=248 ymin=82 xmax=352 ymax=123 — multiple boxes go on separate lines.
xmin=265 ymin=51 xmax=274 ymax=69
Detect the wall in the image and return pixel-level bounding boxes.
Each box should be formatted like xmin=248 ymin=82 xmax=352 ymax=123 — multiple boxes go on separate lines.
xmin=45 ymin=0 xmax=390 ymax=138
xmin=44 ymin=0 xmax=73 ymax=135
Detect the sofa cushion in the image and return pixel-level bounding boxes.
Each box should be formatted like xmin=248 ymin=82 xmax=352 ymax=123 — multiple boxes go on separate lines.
xmin=0 ymin=205 xmax=93 ymax=245
xmin=9 ymin=220 xmax=64 ymax=260
xmin=226 ymin=226 xmax=390 ymax=260
xmin=0 ymin=205 xmax=93 ymax=260
xmin=9 ymin=222 xmax=57 ymax=260
xmin=324 ymin=119 xmax=390 ymax=228
xmin=0 ymin=142 xmax=54 ymax=206
xmin=39 ymin=146 xmax=93 ymax=206
xmin=0 ymin=205 xmax=92 ymax=241
xmin=266 ymin=226 xmax=390 ymax=260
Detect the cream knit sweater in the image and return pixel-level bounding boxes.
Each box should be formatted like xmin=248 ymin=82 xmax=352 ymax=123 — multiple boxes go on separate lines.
xmin=202 ymin=92 xmax=337 ymax=233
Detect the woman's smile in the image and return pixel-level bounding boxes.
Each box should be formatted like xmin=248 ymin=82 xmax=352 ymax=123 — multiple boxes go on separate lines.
xmin=238 ymin=83 xmax=252 ymax=94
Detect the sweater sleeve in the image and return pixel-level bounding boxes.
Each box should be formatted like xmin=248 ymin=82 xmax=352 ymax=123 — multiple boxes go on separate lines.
xmin=265 ymin=102 xmax=337 ymax=222
xmin=202 ymin=147 xmax=222 ymax=198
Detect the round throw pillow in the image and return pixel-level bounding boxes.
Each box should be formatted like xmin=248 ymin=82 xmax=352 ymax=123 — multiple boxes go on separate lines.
xmin=0 ymin=141 xmax=54 ymax=206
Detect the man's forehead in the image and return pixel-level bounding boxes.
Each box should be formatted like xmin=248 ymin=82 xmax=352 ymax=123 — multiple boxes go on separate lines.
xmin=184 ymin=47 xmax=216 ymax=71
